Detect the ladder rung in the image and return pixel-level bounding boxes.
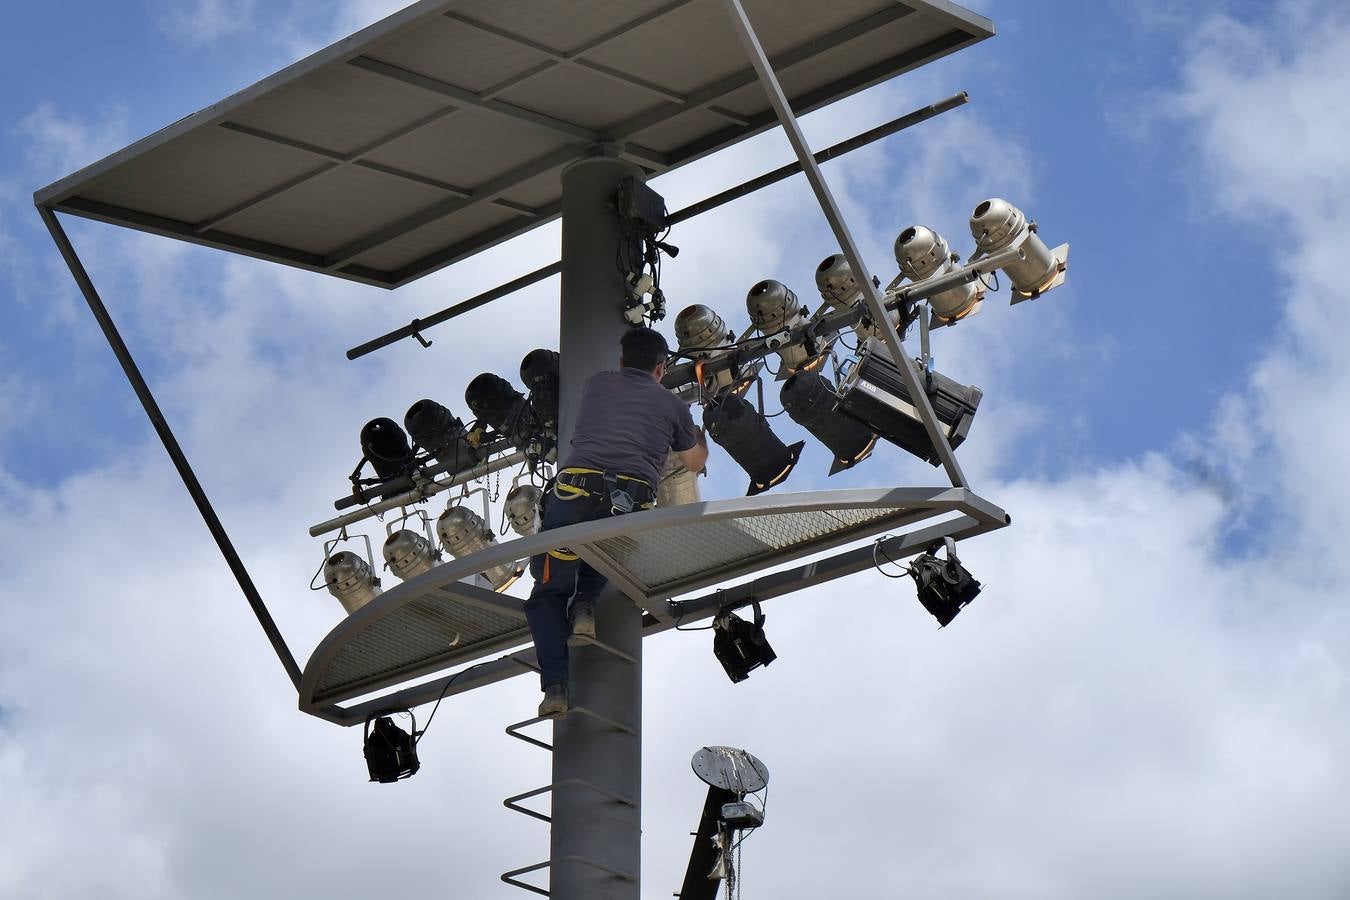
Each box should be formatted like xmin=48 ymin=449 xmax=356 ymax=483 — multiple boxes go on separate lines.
xmin=502 ymin=855 xmax=637 ymax=896
xmin=504 ymin=777 xmax=637 ymax=824
xmin=566 ymin=633 xmax=639 ymax=664
xmin=505 ymin=704 xmax=638 ymax=750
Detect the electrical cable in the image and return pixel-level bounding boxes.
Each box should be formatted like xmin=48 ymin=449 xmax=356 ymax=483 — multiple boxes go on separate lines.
xmin=415 ymin=661 xmax=487 ymax=745
xmin=871 ymin=535 xmax=914 ymax=579
xmin=977 ymin=268 xmax=1001 ymax=292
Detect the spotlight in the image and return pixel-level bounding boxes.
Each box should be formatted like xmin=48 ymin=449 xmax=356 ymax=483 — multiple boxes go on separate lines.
xmin=503 ymin=484 xmax=544 ymax=537
xmin=780 ymin=370 xmax=877 ymax=475
xmin=909 ymin=537 xmax=981 ymax=626
xmin=323 ymin=549 xmax=382 ymax=614
xmin=519 ymin=348 xmax=560 ymax=432
xmin=437 ymin=504 xmax=522 ymax=591
xmin=675 ymin=304 xmax=738 ymax=394
xmin=968 ymin=198 xmax=1068 ymax=301
xmin=836 ymin=338 xmax=981 ymax=466
xmin=712 ymin=602 xmax=777 ymax=683
xmin=703 ymin=393 xmax=803 ymax=496
xmin=363 ymin=712 xmax=420 ymax=783
xmin=814 ymin=253 xmax=901 ymax=342
xmin=656 ymin=451 xmax=702 ymax=507
xmin=745 ymin=280 xmax=813 ymax=375
xmin=404 ymin=399 xmax=479 ymax=471
xmin=382 ymin=515 xmax=441 ymax=582
xmin=465 ymin=373 xmax=553 ymax=462
xmin=358 ymin=417 xmax=417 ymax=496
xmin=894 ymin=226 xmax=981 ymax=323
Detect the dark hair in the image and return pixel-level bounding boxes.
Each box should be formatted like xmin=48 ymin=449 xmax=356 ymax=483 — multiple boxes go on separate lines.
xmin=620 ymin=327 xmax=670 ymax=372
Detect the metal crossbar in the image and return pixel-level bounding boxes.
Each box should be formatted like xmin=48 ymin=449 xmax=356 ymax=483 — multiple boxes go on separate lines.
xmin=502 ymin=856 xmax=638 ymax=898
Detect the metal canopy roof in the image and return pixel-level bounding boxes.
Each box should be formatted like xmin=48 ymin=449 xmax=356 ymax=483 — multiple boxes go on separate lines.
xmin=34 ymin=0 xmax=992 ymax=289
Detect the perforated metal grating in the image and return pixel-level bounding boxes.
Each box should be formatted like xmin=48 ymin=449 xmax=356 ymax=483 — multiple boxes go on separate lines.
xmin=594 ymin=505 xmax=901 ymax=593
xmin=315 ymin=589 xmax=524 ymax=698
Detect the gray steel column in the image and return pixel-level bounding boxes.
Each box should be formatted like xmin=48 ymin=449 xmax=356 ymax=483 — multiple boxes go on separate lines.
xmin=552 ymin=154 xmax=644 ymax=900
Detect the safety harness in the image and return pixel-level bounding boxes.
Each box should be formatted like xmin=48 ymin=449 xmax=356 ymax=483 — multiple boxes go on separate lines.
xmin=541 ymin=467 xmax=656 ymax=581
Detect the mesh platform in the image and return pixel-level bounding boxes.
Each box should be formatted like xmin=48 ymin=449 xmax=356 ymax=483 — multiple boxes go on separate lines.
xmin=300 ymin=487 xmax=1008 ymax=710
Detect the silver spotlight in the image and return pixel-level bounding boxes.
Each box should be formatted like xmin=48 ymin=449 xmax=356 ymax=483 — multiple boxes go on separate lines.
xmin=437 ymin=504 xmax=522 ymax=592
xmin=894 ymin=226 xmax=982 ymax=324
xmin=323 ymin=550 xmax=382 ymax=614
xmin=968 ymin=198 xmax=1068 ymax=301
xmin=382 ymin=512 xmax=441 ymax=582
xmin=814 ymin=254 xmax=900 ymax=343
xmin=656 ymin=451 xmax=701 ymax=507
xmin=504 ymin=484 xmax=544 ymax=537
xmin=675 ymin=303 xmax=738 ymax=394
xmin=745 ymin=280 xmax=815 ymax=375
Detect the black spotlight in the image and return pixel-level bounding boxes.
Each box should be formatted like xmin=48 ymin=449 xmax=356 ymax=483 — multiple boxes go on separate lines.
xmin=363 ymin=712 xmax=420 ymax=783
xmin=909 ymin=538 xmax=981 ymax=627
xmin=359 ymin=417 xmax=416 ymax=485
xmin=465 ymin=373 xmax=527 ymax=431
xmin=519 ymin=348 xmax=560 ymax=431
xmin=465 ymin=372 xmax=553 ymax=462
xmin=405 ymin=399 xmax=479 ymax=471
xmin=835 ymin=339 xmax=981 ymax=466
xmin=704 ymin=393 xmax=803 ymax=496
xmin=780 ymin=370 xmax=878 ymax=476
xmin=712 ymin=602 xmax=777 ymax=683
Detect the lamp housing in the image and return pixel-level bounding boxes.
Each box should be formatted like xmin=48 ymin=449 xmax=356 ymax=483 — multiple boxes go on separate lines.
xmin=909 ymin=538 xmax=981 ymax=626
xmin=894 ymin=226 xmax=981 ymax=323
xmin=746 ymin=279 xmax=811 ymax=373
xmin=712 ymin=605 xmax=777 ymax=683
xmin=519 ymin=348 xmax=560 ymax=431
xmin=404 ymin=399 xmax=478 ymax=471
xmin=780 ymin=370 xmax=877 ymax=475
xmin=323 ymin=550 xmax=382 ymax=614
xmin=437 ymin=505 xmax=522 ymax=591
xmin=703 ymin=394 xmax=803 ymax=496
xmin=504 ymin=484 xmax=544 ymax=537
xmin=465 ymin=372 xmax=553 ymax=462
xmin=675 ymin=304 xmax=738 ymax=394
xmin=359 ymin=417 xmax=416 ymax=483
xmin=814 ymin=254 xmax=900 ymax=342
xmin=363 ymin=713 xmax=420 ymax=783
xmin=969 ymin=198 xmax=1062 ymax=299
xmin=382 ymin=527 xmax=440 ymax=582
xmin=836 ymin=338 xmax=981 ymax=466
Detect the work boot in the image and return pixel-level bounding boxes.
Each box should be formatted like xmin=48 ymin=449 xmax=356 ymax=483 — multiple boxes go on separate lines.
xmin=538 ymin=683 xmax=568 ymax=717
xmin=569 ymin=604 xmax=596 ymax=641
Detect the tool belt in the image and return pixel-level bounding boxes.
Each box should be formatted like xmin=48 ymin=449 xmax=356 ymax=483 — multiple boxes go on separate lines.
xmin=553 ymin=467 xmax=655 ymax=514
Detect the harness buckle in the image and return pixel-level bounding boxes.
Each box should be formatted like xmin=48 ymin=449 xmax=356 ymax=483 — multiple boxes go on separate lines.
xmin=603 ymin=473 xmax=637 ymax=515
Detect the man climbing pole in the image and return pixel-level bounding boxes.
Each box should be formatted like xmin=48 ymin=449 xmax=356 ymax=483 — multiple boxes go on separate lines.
xmin=524 ymin=326 xmax=708 ymax=716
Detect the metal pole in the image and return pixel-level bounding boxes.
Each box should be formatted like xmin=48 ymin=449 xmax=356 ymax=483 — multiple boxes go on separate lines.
xmin=719 ymin=0 xmax=968 ymax=488
xmin=551 ymin=154 xmax=644 ymax=900
xmin=37 ymin=206 xmax=304 ymax=689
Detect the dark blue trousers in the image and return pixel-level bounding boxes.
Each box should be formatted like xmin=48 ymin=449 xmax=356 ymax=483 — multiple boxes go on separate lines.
xmin=523 ymin=489 xmax=612 ymax=690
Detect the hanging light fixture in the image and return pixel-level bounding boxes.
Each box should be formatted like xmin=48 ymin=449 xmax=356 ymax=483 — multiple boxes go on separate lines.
xmin=968 ymin=198 xmax=1066 ymax=301
xmin=404 ymin=399 xmax=478 ymax=472
xmin=704 ymin=393 xmax=803 ymax=496
xmin=780 ymin=369 xmax=877 ymax=475
xmin=503 ymin=484 xmax=544 ymax=537
xmin=357 ymin=417 xmax=417 ymax=498
xmin=464 ymin=372 xmax=552 ymax=462
xmin=909 ymin=538 xmax=981 ymax=626
xmin=382 ymin=512 xmax=441 ymax=582
xmin=323 ymin=550 xmax=382 ymax=614
xmin=519 ymin=348 xmax=560 ymax=433
xmin=745 ymin=279 xmax=818 ymax=375
xmin=813 ymin=253 xmax=901 ymax=343
xmin=835 ymin=338 xmax=982 ymax=466
xmin=675 ymin=304 xmax=738 ymax=394
xmin=712 ymin=602 xmax=777 ymax=683
xmin=436 ymin=505 xmax=522 ymax=591
xmin=894 ymin=226 xmax=982 ymax=324
xmin=656 ymin=451 xmax=701 ymax=507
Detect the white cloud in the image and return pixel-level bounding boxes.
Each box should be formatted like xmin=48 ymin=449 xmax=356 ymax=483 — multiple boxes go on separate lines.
xmin=7 ymin=1 xmax=1350 ymax=898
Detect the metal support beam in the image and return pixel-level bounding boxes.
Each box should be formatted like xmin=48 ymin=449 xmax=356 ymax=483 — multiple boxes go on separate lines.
xmin=346 ymin=92 xmax=969 ymax=358
xmin=37 ymin=206 xmax=304 ymax=689
xmin=720 ymin=0 xmax=968 ymax=489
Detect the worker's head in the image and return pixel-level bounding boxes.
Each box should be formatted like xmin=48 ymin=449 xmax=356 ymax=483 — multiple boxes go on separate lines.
xmin=620 ymin=326 xmax=671 ymax=380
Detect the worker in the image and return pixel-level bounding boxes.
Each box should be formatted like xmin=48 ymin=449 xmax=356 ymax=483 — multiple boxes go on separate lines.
xmin=525 ymin=327 xmax=708 ymax=716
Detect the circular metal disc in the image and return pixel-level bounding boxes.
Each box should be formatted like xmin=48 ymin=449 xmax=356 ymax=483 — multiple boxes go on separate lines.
xmin=690 ymin=746 xmax=769 ymax=793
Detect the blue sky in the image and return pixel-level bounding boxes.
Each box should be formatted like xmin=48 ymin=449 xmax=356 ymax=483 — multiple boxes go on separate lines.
xmin=4 ymin=1 xmax=1350 ymax=898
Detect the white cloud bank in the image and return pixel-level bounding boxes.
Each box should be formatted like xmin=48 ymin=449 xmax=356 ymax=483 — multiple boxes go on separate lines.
xmin=4 ymin=2 xmax=1350 ymax=898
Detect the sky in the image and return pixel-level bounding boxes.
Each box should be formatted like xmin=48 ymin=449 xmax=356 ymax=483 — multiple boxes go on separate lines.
xmin=3 ymin=0 xmax=1350 ymax=898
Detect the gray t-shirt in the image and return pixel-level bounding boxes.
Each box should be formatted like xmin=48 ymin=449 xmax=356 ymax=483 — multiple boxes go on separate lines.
xmin=563 ymin=367 xmax=699 ymax=486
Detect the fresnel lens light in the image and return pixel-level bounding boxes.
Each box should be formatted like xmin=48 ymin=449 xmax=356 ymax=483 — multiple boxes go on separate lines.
xmin=436 ymin=503 xmax=522 ymax=592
